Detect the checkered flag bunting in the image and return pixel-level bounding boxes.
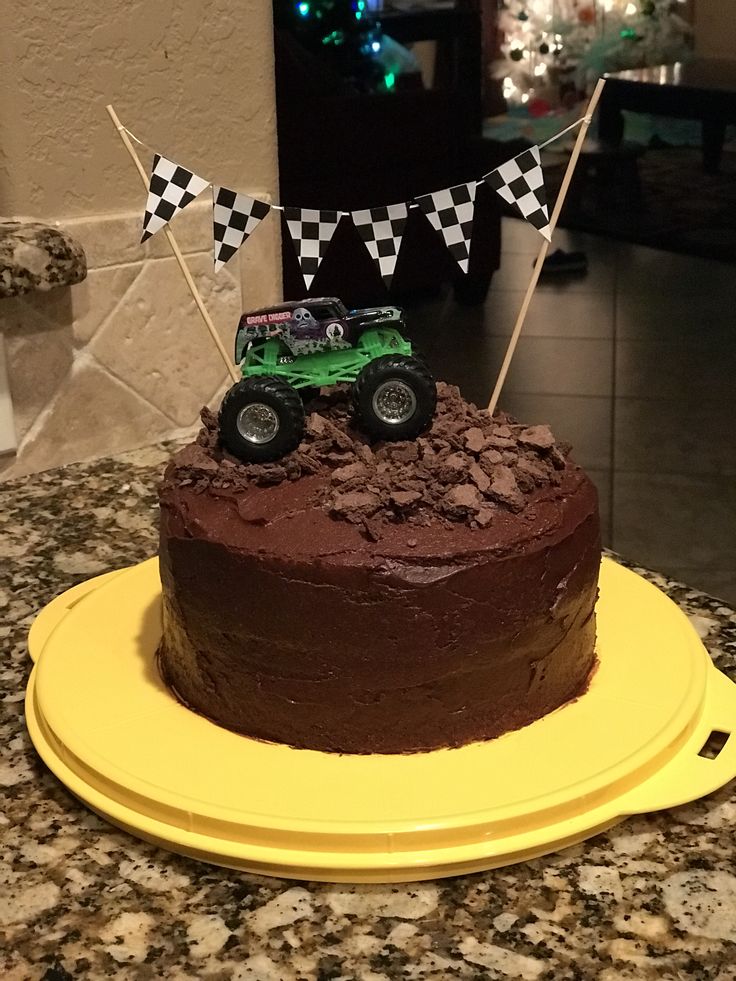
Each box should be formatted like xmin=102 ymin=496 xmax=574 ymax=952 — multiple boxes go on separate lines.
xmin=284 ymin=208 xmax=342 ymax=289
xmin=141 ymin=154 xmax=209 ymax=243
xmin=483 ymin=146 xmax=551 ymax=241
xmin=213 ymin=187 xmax=271 ymax=272
xmin=351 ymin=203 xmax=409 ymax=287
xmin=415 ymin=182 xmax=477 ymax=273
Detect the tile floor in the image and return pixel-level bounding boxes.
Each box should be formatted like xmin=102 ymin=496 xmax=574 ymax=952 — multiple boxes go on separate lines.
xmin=402 ymin=218 xmax=736 ymax=605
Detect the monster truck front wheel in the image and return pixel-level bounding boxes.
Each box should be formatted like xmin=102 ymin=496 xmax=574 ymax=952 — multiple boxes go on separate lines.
xmin=219 ymin=376 xmax=305 ymax=463
xmin=353 ymin=354 xmax=436 ymax=442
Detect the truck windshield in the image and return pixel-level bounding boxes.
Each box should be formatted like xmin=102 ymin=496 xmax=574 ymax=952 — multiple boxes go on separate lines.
xmin=310 ymin=302 xmax=346 ymax=320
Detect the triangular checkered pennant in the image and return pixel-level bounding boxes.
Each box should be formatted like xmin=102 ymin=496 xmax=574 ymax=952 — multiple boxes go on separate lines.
xmin=483 ymin=146 xmax=551 ymax=241
xmin=283 ymin=208 xmax=342 ymax=289
xmin=351 ymin=203 xmax=409 ymax=287
xmin=141 ymin=154 xmax=209 ymax=243
xmin=415 ymin=182 xmax=477 ymax=273
xmin=212 ymin=186 xmax=271 ymax=272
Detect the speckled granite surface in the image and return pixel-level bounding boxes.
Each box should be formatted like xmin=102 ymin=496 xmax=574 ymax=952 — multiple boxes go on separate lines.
xmin=2 ymin=444 xmax=736 ymax=981
xmin=0 ymin=221 xmax=86 ymax=298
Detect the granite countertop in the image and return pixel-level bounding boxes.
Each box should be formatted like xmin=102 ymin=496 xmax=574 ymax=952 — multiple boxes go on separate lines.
xmin=0 ymin=220 xmax=86 ymax=299
xmin=2 ymin=445 xmax=736 ymax=981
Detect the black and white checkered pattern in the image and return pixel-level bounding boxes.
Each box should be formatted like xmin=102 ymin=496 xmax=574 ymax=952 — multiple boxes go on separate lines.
xmin=284 ymin=208 xmax=342 ymax=289
xmin=483 ymin=146 xmax=551 ymax=241
xmin=415 ymin=182 xmax=477 ymax=273
xmin=212 ymin=186 xmax=271 ymax=272
xmin=141 ymin=154 xmax=209 ymax=243
xmin=351 ymin=203 xmax=409 ymax=287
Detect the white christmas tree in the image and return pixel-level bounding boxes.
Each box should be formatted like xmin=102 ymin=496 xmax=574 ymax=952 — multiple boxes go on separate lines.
xmin=494 ymin=0 xmax=692 ymax=105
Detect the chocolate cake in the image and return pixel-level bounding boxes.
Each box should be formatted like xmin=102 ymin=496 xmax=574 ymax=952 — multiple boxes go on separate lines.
xmin=158 ymin=384 xmax=600 ymax=754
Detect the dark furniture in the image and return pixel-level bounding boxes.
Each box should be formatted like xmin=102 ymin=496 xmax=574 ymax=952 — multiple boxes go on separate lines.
xmin=274 ymin=8 xmax=502 ymax=307
xmin=380 ymin=1 xmax=483 ymax=134
xmin=599 ymin=59 xmax=736 ymax=173
xmin=567 ymin=139 xmax=645 ymax=213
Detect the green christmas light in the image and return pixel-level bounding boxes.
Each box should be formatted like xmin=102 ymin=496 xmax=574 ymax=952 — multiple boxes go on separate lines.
xmin=284 ymin=0 xmax=387 ymax=92
xmin=620 ymin=27 xmax=637 ymax=38
xmin=384 ymin=71 xmax=396 ymax=90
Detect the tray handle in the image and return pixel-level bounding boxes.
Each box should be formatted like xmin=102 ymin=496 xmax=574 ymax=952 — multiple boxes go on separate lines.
xmin=618 ymin=667 xmax=736 ymax=815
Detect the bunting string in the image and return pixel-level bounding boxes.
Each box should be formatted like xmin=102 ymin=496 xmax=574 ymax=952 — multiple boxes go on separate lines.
xmin=536 ymin=116 xmax=586 ymax=150
xmin=121 ymin=126 xmax=151 ymax=150
xmin=129 ymin=115 xmax=586 ymax=286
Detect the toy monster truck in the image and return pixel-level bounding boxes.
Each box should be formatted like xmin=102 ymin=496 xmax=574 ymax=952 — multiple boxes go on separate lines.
xmin=218 ymin=297 xmax=436 ymax=462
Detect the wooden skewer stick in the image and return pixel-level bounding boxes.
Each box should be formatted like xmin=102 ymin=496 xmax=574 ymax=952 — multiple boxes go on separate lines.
xmin=105 ymin=105 xmax=240 ymax=384
xmin=487 ymin=77 xmax=607 ymax=417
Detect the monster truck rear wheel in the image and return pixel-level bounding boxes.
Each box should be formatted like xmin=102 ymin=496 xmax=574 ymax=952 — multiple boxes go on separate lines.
xmin=219 ymin=376 xmax=305 ymax=463
xmin=353 ymin=354 xmax=436 ymax=442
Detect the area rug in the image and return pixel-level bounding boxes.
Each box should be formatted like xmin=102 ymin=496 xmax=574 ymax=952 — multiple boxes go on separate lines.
xmin=542 ymin=145 xmax=736 ymax=263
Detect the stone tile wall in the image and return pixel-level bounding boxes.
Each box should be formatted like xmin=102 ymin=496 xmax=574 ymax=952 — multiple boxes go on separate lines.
xmin=0 ymin=200 xmax=281 ymax=479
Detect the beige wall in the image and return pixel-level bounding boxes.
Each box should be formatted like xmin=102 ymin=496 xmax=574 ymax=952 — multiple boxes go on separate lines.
xmin=0 ymin=1 xmax=282 ymax=479
xmin=0 ymin=1 xmax=279 ymax=216
xmin=693 ymin=0 xmax=736 ymax=58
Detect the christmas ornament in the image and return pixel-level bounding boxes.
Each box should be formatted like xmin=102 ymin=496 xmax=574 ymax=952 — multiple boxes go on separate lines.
xmin=528 ymin=97 xmax=553 ymax=118
xmin=578 ymin=6 xmax=596 ymax=25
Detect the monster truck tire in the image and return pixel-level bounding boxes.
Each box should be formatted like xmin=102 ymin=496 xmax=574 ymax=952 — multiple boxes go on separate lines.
xmin=219 ymin=376 xmax=305 ymax=463
xmin=352 ymin=354 xmax=436 ymax=442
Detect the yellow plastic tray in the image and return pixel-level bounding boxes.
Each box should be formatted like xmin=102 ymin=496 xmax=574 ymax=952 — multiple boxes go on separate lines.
xmin=26 ymin=557 xmax=736 ymax=883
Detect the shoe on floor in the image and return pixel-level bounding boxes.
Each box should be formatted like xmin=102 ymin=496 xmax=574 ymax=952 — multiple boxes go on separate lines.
xmin=539 ymin=249 xmax=588 ymax=275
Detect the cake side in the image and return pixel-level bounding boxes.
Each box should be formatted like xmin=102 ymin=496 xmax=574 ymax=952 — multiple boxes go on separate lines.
xmin=157 ymin=385 xmax=601 ymax=754
xmin=159 ymin=472 xmax=599 ymax=753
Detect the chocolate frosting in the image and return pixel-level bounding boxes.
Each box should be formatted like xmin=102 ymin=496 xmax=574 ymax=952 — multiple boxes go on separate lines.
xmin=158 ymin=390 xmax=601 ymax=754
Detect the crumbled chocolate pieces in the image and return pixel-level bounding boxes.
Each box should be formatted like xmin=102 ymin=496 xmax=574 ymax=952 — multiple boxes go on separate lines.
xmin=177 ymin=383 xmax=572 ymax=530
xmin=479 ymin=448 xmax=503 ymax=470
xmin=331 ymin=491 xmax=381 ymax=521
xmin=333 ymin=461 xmax=368 ymax=483
xmin=442 ymin=483 xmax=484 ymax=519
xmin=464 ymin=427 xmax=486 ymax=454
xmin=390 ymin=443 xmax=420 ymax=464
xmin=519 ymin=424 xmax=555 ymax=451
xmin=306 ymin=412 xmax=327 ymax=436
xmin=487 ymin=466 xmax=525 ymax=512
xmin=172 ymin=443 xmax=219 ymax=472
xmin=196 ymin=408 xmax=220 ymax=451
xmin=475 ymin=506 xmax=496 ymax=528
xmin=469 ymin=462 xmax=490 ymax=494
xmin=391 ymin=490 xmax=422 ymax=508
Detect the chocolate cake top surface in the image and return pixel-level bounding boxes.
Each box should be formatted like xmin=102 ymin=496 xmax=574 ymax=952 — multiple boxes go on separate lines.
xmin=161 ymin=383 xmax=597 ymax=564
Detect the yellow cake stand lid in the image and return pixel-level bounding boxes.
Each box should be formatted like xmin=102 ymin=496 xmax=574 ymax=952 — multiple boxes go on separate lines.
xmin=26 ymin=557 xmax=736 ymax=882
